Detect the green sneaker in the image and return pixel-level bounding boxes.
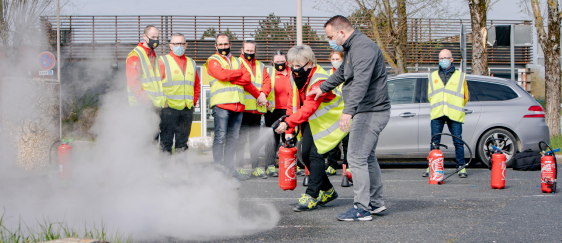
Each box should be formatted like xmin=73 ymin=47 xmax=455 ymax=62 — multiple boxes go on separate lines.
xmin=236 ymin=168 xmax=249 ymax=180
xmin=326 ymin=166 xmax=337 ymax=176
xmin=458 ymin=168 xmax=467 ymax=178
xmin=266 ymin=165 xmax=278 ymax=177
xmin=252 ymin=168 xmax=268 ymax=179
xmin=422 ymin=167 xmax=429 ymax=177
xmin=317 ymin=188 xmax=338 ymax=206
xmin=293 ymin=194 xmax=318 ymax=212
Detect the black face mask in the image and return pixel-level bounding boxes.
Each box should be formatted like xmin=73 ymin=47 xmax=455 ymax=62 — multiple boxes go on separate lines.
xmin=243 ymin=52 xmax=255 ymax=61
xmin=291 ymin=65 xmax=311 ymax=90
xmin=147 ymin=37 xmax=159 ymax=49
xmin=274 ymin=63 xmax=286 ymax=72
xmin=218 ymin=47 xmax=230 ymax=56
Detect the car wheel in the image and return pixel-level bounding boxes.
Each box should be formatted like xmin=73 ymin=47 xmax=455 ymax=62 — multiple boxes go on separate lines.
xmin=477 ymin=128 xmax=518 ymax=167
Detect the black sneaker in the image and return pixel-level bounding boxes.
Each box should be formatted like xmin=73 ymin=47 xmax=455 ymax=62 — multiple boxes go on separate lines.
xmin=458 ymin=168 xmax=467 ymax=178
xmin=336 ymin=205 xmax=372 ymax=221
xmin=266 ymin=165 xmax=278 ymax=177
xmin=317 ymin=188 xmax=338 ymax=206
xmin=422 ymin=167 xmax=429 ymax=177
xmin=369 ymin=203 xmax=387 ymax=215
xmin=294 ymin=194 xmax=318 ymax=212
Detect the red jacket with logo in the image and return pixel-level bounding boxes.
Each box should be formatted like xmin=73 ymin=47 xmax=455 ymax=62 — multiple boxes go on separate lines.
xmin=126 ymin=43 xmax=156 ymax=107
xmin=158 ymin=51 xmax=201 ymax=107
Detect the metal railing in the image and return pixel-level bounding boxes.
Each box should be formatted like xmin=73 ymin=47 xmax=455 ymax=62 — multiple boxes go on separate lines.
xmin=41 ymin=15 xmax=533 ymax=64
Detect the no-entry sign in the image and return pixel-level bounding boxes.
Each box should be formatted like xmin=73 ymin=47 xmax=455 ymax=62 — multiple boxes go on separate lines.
xmin=38 ymin=52 xmax=56 ymax=70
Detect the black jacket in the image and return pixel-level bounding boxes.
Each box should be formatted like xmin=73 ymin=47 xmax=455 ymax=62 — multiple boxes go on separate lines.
xmin=319 ymin=29 xmax=391 ymax=116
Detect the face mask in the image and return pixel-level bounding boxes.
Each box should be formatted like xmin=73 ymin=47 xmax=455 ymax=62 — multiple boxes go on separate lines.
xmin=147 ymin=37 xmax=159 ymax=49
xmin=329 ymin=33 xmax=343 ymax=52
xmin=291 ymin=64 xmax=311 ymax=89
xmin=275 ymin=63 xmax=286 ymax=72
xmin=218 ymin=47 xmax=230 ymax=56
xmin=243 ymin=52 xmax=255 ymax=61
xmin=332 ymin=61 xmax=342 ymax=69
xmin=172 ymin=45 xmax=185 ymax=57
xmin=439 ymin=59 xmax=450 ymax=69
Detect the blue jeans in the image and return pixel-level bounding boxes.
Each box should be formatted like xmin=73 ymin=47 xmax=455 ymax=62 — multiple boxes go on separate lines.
xmin=431 ymin=116 xmax=465 ymax=167
xmin=212 ymin=106 xmax=243 ymax=169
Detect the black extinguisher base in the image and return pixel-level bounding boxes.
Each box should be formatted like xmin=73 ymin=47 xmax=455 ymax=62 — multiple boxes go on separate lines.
xmin=303 ymin=175 xmax=309 ymax=186
xmin=341 ymin=176 xmax=350 ymax=187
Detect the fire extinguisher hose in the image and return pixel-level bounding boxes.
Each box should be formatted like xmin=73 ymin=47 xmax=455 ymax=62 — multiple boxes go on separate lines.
xmin=49 ymin=140 xmax=61 ymax=165
xmin=539 ymin=141 xmax=558 ymax=193
xmin=431 ymin=133 xmax=473 ymax=184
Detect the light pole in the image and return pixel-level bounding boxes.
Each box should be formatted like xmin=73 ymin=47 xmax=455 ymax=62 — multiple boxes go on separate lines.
xmin=296 ymin=0 xmax=302 ymax=45
xmin=57 ymin=0 xmax=61 ymax=139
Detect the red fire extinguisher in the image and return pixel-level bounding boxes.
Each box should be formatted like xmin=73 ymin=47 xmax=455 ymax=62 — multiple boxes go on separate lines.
xmin=58 ymin=138 xmax=73 ymax=182
xmin=490 ymin=145 xmax=506 ymax=189
xmin=539 ymin=141 xmax=558 ymax=193
xmin=427 ymin=142 xmax=446 ymax=185
xmin=278 ymin=136 xmax=298 ymax=191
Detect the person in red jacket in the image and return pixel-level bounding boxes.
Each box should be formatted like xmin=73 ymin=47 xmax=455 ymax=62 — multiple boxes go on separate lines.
xmin=274 ymin=45 xmax=338 ymax=212
xmin=234 ymin=40 xmax=271 ymax=179
xmin=126 ymin=25 xmax=160 ymax=108
xmin=206 ymin=33 xmax=267 ymax=180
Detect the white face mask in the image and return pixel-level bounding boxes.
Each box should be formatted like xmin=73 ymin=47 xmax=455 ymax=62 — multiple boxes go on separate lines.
xmin=332 ymin=61 xmax=343 ymax=69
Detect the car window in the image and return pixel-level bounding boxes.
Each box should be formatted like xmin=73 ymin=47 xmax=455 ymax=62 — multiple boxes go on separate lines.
xmin=468 ymin=81 xmax=519 ymax=101
xmin=388 ymin=78 xmax=416 ymax=105
xmin=420 ymin=78 xmax=478 ymax=103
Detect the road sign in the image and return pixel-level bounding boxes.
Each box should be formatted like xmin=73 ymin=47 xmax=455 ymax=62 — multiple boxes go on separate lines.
xmin=39 ymin=70 xmax=54 ymax=76
xmin=38 ymin=52 xmax=56 ymax=70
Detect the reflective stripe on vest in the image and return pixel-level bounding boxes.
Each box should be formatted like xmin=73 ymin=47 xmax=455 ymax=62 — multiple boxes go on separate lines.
xmin=204 ymin=54 xmax=244 ymax=107
xmin=428 ymin=70 xmax=466 ymax=123
xmin=290 ymin=65 xmax=347 ymax=154
xmin=240 ymin=58 xmax=266 ymax=113
xmin=126 ymin=46 xmax=165 ymax=108
xmin=160 ymin=54 xmax=196 ymax=110
xmin=266 ymin=67 xmax=276 ymax=111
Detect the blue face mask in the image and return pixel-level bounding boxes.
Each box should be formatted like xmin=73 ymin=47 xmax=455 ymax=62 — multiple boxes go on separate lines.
xmin=329 ymin=33 xmax=343 ymax=52
xmin=439 ymin=59 xmax=450 ymax=69
xmin=173 ymin=45 xmax=185 ymax=57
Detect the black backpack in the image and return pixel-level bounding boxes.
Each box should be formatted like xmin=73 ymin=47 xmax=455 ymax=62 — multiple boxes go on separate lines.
xmin=508 ymin=149 xmax=542 ymax=171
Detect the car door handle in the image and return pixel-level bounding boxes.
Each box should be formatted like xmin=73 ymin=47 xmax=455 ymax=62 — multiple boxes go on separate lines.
xmin=399 ymin=112 xmax=417 ymax=118
xmin=464 ymin=109 xmax=474 ymax=114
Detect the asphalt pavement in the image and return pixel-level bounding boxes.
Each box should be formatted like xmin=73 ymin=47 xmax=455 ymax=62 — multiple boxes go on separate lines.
xmin=218 ymin=164 xmax=562 ymax=243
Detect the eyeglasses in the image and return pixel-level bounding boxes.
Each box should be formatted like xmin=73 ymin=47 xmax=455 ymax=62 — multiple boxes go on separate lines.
xmin=439 ymin=57 xmax=453 ymax=60
xmin=170 ymin=43 xmax=187 ymax=47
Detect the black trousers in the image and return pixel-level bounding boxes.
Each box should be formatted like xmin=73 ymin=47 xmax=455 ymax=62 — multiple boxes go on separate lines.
xmin=235 ymin=113 xmax=263 ymax=169
xmin=301 ymin=122 xmax=333 ymax=198
xmin=159 ymin=107 xmax=194 ymax=154
xmin=325 ymin=134 xmax=349 ymax=169
xmin=264 ymin=109 xmax=287 ymax=168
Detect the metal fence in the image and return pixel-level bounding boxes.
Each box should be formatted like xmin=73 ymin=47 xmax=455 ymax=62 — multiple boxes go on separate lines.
xmin=41 ymin=15 xmax=533 ymax=64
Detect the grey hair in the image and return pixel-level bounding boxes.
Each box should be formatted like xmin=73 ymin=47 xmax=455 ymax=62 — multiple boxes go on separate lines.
xmin=287 ymin=45 xmax=316 ymax=66
xmin=170 ymin=33 xmax=185 ymax=42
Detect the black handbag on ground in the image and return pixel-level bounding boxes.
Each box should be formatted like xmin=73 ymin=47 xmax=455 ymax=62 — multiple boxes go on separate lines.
xmin=508 ymin=149 xmax=542 ymax=171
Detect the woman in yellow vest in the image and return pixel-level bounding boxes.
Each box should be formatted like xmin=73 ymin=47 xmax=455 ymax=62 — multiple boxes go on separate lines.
xmin=156 ymin=33 xmax=200 ymax=154
xmin=324 ymin=50 xmax=347 ymax=175
xmin=274 ymin=45 xmax=347 ymax=212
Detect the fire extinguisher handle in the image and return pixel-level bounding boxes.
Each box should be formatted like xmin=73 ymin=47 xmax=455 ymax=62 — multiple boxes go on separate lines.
xmin=492 ymin=145 xmax=502 ymax=153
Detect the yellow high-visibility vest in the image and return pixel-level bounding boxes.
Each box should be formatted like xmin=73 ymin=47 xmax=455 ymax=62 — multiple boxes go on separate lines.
xmin=266 ymin=67 xmax=276 ymax=112
xmin=203 ymin=54 xmax=245 ymax=107
xmin=157 ymin=54 xmax=197 ymax=110
xmin=428 ymin=70 xmax=466 ymax=123
xmin=239 ymin=58 xmax=266 ymax=113
xmin=126 ymin=46 xmax=166 ymax=108
xmin=290 ymin=65 xmax=347 ymax=154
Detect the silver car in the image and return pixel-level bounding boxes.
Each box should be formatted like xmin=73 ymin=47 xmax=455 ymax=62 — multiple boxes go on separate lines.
xmin=377 ymin=73 xmax=550 ymax=166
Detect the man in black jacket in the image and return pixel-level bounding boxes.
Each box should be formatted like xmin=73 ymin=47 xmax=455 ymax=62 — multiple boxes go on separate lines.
xmin=309 ymin=15 xmax=391 ymax=221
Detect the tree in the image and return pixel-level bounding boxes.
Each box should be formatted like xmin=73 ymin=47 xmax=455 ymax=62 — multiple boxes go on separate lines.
xmin=524 ymin=0 xmax=561 ymax=136
xmin=200 ymin=27 xmax=238 ymax=40
xmin=253 ymin=13 xmax=289 ymax=40
xmin=466 ymin=0 xmax=497 ymax=76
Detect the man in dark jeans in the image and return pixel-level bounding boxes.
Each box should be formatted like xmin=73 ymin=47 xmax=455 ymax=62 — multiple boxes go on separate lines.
xmin=423 ymin=49 xmax=469 ymax=178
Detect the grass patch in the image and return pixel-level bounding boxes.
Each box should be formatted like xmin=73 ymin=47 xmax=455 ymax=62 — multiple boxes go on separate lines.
xmin=544 ymin=135 xmax=562 ymax=155
xmin=0 ymin=213 xmax=133 ymax=243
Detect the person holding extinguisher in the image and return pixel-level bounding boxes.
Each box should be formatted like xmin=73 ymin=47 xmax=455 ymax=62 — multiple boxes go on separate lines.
xmin=422 ymin=49 xmax=469 ymax=178
xmin=274 ymin=45 xmax=347 ymax=212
